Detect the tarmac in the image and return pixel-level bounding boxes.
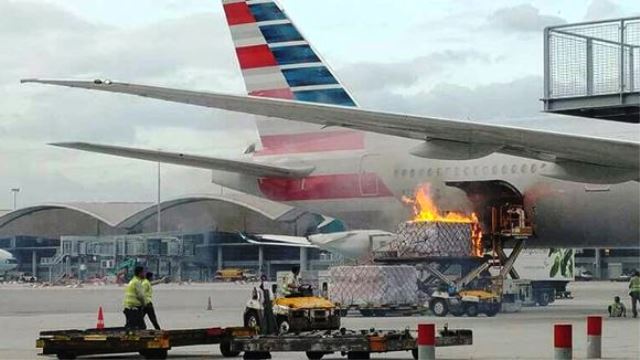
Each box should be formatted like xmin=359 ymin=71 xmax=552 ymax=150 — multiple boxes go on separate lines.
xmin=0 ymin=281 xmax=638 ymax=359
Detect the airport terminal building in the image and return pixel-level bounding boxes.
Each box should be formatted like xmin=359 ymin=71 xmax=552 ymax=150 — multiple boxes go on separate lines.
xmin=0 ymin=192 xmax=338 ymax=282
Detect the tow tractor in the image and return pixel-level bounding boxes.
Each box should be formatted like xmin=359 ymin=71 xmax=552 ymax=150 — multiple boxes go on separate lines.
xmin=244 ymin=283 xmax=340 ymax=334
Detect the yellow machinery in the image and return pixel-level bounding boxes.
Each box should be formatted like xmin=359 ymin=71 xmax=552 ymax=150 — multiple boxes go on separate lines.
xmin=244 ymin=285 xmax=341 ymax=334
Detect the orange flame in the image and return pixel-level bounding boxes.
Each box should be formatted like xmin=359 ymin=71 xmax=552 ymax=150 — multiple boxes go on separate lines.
xmin=403 ymin=184 xmax=483 ymax=257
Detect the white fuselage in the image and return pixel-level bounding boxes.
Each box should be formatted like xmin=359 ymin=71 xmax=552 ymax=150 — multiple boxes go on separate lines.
xmin=212 ymin=128 xmax=639 ymax=248
xmin=0 ymin=249 xmax=18 ymax=273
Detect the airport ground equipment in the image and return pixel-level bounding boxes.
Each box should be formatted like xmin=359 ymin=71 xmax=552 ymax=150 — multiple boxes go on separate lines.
xmin=36 ymin=326 xmax=256 ymax=359
xmin=229 ymin=326 xmax=473 ymax=360
xmin=244 ymin=284 xmax=341 ymax=334
xmin=428 ymin=288 xmax=501 ymax=317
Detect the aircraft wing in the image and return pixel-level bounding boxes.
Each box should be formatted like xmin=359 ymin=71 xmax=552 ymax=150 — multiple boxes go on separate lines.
xmin=23 ymin=79 xmax=640 ymax=177
xmin=239 ymin=233 xmax=316 ymax=248
xmin=51 ymin=142 xmax=314 ymax=178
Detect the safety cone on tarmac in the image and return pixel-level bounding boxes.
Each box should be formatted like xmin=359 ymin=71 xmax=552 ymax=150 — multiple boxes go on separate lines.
xmin=207 ymin=296 xmax=213 ymax=311
xmin=96 ymin=306 xmax=105 ymax=330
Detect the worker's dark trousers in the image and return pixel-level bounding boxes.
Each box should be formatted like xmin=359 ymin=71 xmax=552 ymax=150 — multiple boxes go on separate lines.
xmin=145 ymin=303 xmax=161 ymax=330
xmin=124 ymin=307 xmax=146 ymax=330
xmin=631 ymin=293 xmax=640 ymax=318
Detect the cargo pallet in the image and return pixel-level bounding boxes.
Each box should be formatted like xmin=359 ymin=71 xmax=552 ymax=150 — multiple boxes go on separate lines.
xmin=36 ymin=326 xmax=255 ymax=359
xmin=231 ymin=327 xmax=472 ymax=359
xmin=37 ymin=326 xmax=472 ymax=360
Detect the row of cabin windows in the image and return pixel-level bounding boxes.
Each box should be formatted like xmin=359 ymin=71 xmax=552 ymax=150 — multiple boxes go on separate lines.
xmin=393 ymin=163 xmax=547 ymax=178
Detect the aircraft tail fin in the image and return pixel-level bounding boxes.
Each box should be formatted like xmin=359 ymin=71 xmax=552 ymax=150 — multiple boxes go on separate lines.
xmin=221 ymin=0 xmax=363 ymax=155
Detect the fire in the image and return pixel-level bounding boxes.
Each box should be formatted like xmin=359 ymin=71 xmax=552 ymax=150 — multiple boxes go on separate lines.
xmin=403 ymin=184 xmax=483 ymax=257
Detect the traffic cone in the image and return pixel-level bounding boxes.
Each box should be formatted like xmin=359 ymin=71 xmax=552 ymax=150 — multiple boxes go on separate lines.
xmin=207 ymin=296 xmax=213 ymax=311
xmin=96 ymin=306 xmax=105 ymax=330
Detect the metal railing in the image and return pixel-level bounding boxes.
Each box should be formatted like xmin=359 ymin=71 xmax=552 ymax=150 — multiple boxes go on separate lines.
xmin=544 ymin=17 xmax=640 ymax=99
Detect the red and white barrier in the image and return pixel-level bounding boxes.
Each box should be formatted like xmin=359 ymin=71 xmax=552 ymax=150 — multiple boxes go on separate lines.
xmin=417 ymin=323 xmax=435 ymax=360
xmin=554 ymin=324 xmax=572 ymax=359
xmin=587 ymin=316 xmax=602 ymax=359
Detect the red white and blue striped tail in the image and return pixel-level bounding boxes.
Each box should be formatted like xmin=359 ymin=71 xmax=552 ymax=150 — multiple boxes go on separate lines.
xmin=221 ymin=0 xmax=364 ymax=156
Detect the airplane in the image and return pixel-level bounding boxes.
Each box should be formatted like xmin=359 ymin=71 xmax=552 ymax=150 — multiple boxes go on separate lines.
xmin=0 ymin=249 xmax=18 ymax=273
xmin=22 ymin=0 xmax=639 ymax=250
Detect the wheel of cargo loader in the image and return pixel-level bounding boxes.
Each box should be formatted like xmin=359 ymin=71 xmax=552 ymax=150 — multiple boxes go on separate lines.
xmin=429 ymin=298 xmax=448 ymax=317
xmin=56 ymin=352 xmax=76 ymax=360
xmin=244 ymin=309 xmax=261 ymax=331
xmin=306 ymin=351 xmax=327 ymax=359
xmin=537 ymin=292 xmax=550 ymax=306
xmin=465 ymin=303 xmax=479 ymax=317
xmin=220 ymin=340 xmax=241 ymax=357
xmin=347 ymin=351 xmax=370 ymax=359
xmin=140 ymin=349 xmax=168 ymax=359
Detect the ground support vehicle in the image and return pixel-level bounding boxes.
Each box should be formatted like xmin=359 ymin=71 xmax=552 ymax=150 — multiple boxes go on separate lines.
xmin=230 ymin=326 xmax=473 ymax=360
xmin=36 ymin=326 xmax=255 ymax=359
xmin=244 ymin=285 xmax=341 ymax=334
xmin=429 ymin=289 xmax=501 ymax=317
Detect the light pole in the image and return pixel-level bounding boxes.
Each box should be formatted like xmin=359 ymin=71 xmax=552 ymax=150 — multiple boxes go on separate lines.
xmin=157 ymin=161 xmax=161 ymax=233
xmin=10 ymin=188 xmax=20 ymax=210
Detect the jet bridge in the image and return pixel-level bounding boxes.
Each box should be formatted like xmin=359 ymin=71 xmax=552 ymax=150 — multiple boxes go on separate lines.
xmin=543 ymin=17 xmax=640 ymax=122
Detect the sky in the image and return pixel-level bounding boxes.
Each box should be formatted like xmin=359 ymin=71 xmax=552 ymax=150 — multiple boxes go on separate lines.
xmin=1 ymin=0 xmax=639 ymax=209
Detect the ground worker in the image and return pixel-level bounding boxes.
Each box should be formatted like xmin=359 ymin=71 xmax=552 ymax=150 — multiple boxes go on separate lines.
xmin=123 ymin=266 xmax=147 ymax=329
xmin=629 ymin=270 xmax=640 ymax=318
xmin=279 ymin=265 xmax=300 ymax=298
xmin=142 ymin=272 xmax=161 ymax=330
xmin=608 ymin=296 xmax=627 ymax=317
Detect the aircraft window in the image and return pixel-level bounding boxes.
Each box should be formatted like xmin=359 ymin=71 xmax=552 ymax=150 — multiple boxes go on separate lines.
xmin=436 ymin=168 xmax=441 ymax=176
xmin=492 ymin=165 xmax=498 ymax=175
xmin=541 ymin=163 xmax=547 ymax=169
xmin=502 ymin=165 xmax=508 ymax=174
xmin=482 ymin=166 xmax=489 ymax=175
xmin=401 ymin=169 xmax=407 ymax=177
xmin=521 ymin=164 xmax=527 ymax=173
xmin=427 ymin=168 xmax=433 ymax=177
xmin=511 ymin=165 xmax=517 ymax=174
xmin=410 ymin=169 xmax=415 ymax=177
xmin=464 ymin=167 xmax=469 ymax=176
xmin=531 ymin=164 xmax=537 ymax=173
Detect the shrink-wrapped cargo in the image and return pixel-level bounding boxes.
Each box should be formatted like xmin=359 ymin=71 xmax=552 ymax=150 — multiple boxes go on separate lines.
xmin=328 ymin=265 xmax=418 ymax=307
xmin=389 ymin=221 xmax=473 ymax=257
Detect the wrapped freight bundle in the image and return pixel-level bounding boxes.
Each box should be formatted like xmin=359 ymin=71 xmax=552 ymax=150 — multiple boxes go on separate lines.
xmin=328 ymin=265 xmax=418 ymax=307
xmin=390 ymin=221 xmax=473 ymax=258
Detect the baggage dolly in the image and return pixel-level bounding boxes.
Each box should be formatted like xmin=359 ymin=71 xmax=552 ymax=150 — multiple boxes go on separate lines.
xmin=230 ymin=326 xmax=473 ymax=360
xmin=36 ymin=326 xmax=255 ymax=359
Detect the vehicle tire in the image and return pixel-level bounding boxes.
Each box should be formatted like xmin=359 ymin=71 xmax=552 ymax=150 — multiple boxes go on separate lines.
xmin=244 ymin=310 xmax=261 ymax=331
xmin=306 ymin=351 xmax=326 ymax=360
xmin=56 ymin=352 xmax=77 ymax=360
xmin=450 ymin=308 xmax=465 ymax=317
xmin=430 ymin=298 xmax=448 ymax=317
xmin=277 ymin=317 xmax=290 ymax=334
xmin=347 ymin=351 xmax=370 ymax=359
xmin=140 ymin=349 xmax=168 ymax=359
xmin=537 ymin=292 xmax=550 ymax=307
xmin=220 ymin=341 xmax=241 ymax=357
xmin=485 ymin=304 xmax=500 ymax=317
xmin=411 ymin=348 xmax=418 ymax=359
xmin=465 ymin=303 xmax=478 ymax=317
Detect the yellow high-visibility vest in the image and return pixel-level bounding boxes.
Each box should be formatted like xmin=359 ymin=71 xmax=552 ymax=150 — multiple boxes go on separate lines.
xmin=630 ymin=276 xmax=640 ymax=294
xmin=123 ymin=277 xmax=144 ymax=309
xmin=142 ymin=279 xmax=153 ymax=304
